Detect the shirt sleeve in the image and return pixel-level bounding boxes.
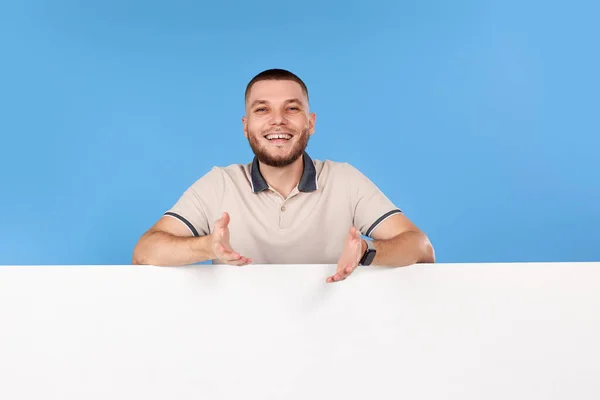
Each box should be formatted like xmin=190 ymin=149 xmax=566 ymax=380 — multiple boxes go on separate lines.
xmin=163 ymin=167 xmax=224 ymax=237
xmin=343 ymin=162 xmax=403 ymax=237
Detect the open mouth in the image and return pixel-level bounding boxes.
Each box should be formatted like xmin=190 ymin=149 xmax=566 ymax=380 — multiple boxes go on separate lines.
xmin=264 ymin=133 xmax=293 ymax=141
xmin=264 ymin=133 xmax=293 ymax=144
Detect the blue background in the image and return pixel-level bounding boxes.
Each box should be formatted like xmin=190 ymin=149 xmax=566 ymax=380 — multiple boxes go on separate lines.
xmin=1 ymin=0 xmax=598 ymax=265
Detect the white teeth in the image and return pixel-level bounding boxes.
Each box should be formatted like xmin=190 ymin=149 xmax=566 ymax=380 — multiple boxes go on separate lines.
xmin=265 ymin=134 xmax=292 ymax=140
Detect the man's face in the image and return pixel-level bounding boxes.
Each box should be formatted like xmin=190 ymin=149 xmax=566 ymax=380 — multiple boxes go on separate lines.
xmin=243 ymin=80 xmax=316 ymax=167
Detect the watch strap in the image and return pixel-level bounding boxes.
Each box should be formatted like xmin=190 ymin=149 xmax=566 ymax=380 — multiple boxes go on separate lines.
xmin=359 ymin=239 xmax=376 ymax=266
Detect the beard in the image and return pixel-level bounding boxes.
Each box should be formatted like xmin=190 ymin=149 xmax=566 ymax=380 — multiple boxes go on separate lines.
xmin=247 ymin=126 xmax=310 ymax=168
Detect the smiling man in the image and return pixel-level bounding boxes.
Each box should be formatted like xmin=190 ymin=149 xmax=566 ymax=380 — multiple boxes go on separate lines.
xmin=132 ymin=69 xmax=435 ymax=282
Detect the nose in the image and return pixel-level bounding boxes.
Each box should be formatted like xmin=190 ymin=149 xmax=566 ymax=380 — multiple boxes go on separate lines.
xmin=269 ymin=108 xmax=287 ymax=126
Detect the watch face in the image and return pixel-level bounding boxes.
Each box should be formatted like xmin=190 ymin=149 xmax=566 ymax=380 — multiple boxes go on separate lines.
xmin=363 ymin=249 xmax=376 ymax=265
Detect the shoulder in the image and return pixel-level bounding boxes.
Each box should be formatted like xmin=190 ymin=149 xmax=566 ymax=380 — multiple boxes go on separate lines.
xmin=313 ymin=158 xmax=367 ymax=180
xmin=309 ymin=157 xmax=350 ymax=174
xmin=186 ymin=163 xmax=242 ymax=191
xmin=219 ymin=161 xmax=253 ymax=184
xmin=195 ymin=161 xmax=253 ymax=190
xmin=188 ymin=165 xmax=225 ymax=187
xmin=218 ymin=161 xmax=251 ymax=176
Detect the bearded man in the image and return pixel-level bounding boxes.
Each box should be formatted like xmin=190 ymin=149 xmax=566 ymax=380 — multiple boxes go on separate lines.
xmin=133 ymin=69 xmax=435 ymax=282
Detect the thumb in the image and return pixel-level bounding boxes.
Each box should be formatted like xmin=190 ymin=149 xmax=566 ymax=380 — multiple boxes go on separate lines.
xmin=216 ymin=212 xmax=229 ymax=226
xmin=221 ymin=212 xmax=230 ymax=226
xmin=214 ymin=212 xmax=230 ymax=232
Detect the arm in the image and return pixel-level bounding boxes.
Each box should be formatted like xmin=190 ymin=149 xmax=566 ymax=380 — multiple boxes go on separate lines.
xmin=132 ymin=215 xmax=214 ymax=266
xmin=364 ymin=213 xmax=435 ymax=267
xmin=133 ymin=166 xmax=250 ymax=266
xmin=342 ymin=162 xmax=435 ymax=266
xmin=327 ymin=214 xmax=434 ymax=282
xmin=133 ymin=212 xmax=252 ymax=267
xmin=328 ymin=163 xmax=434 ymax=282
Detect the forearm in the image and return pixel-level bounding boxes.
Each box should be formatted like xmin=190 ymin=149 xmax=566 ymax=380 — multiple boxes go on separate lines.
xmin=370 ymin=230 xmax=435 ymax=267
xmin=132 ymin=230 xmax=214 ymax=266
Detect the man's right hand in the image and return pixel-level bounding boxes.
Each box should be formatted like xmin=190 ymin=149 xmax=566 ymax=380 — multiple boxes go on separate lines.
xmin=210 ymin=212 xmax=252 ymax=266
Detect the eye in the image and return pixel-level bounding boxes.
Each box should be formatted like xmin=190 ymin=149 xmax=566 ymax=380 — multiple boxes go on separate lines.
xmin=255 ymin=107 xmax=267 ymax=112
xmin=288 ymin=106 xmax=300 ymax=111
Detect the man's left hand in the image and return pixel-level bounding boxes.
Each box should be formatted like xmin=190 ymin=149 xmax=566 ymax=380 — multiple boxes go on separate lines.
xmin=326 ymin=226 xmax=365 ymax=283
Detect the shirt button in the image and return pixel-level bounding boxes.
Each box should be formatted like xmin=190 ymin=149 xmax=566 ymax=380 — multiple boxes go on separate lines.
xmin=281 ymin=205 xmax=286 ymax=211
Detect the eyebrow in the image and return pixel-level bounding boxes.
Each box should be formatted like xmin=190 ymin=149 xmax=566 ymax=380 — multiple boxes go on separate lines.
xmin=249 ymin=98 xmax=303 ymax=109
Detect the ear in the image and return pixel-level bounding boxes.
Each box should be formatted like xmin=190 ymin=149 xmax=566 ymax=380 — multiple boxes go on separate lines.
xmin=242 ymin=116 xmax=248 ymax=138
xmin=308 ymin=112 xmax=316 ymax=136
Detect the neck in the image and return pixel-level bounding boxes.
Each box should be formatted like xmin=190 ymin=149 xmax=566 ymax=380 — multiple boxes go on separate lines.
xmin=259 ymin=155 xmax=304 ymax=198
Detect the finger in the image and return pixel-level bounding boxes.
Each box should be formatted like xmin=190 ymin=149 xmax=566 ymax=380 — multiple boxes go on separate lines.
xmin=216 ymin=244 xmax=253 ymax=266
xmin=326 ymin=273 xmax=345 ymax=283
xmin=233 ymin=256 xmax=250 ymax=265
xmin=229 ymin=257 xmax=252 ymax=266
xmin=222 ymin=251 xmax=242 ymax=262
xmin=215 ymin=212 xmax=230 ymax=228
xmin=327 ymin=257 xmax=352 ymax=282
xmin=326 ymin=271 xmax=339 ymax=283
xmin=215 ymin=245 xmax=240 ymax=261
xmin=340 ymin=260 xmax=359 ymax=278
xmin=223 ymin=256 xmax=247 ymax=266
xmin=217 ymin=243 xmax=238 ymax=257
xmin=326 ymin=265 xmax=350 ymax=283
xmin=225 ymin=254 xmax=252 ymax=266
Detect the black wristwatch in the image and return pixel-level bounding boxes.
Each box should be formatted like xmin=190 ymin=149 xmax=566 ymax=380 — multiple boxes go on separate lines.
xmin=359 ymin=239 xmax=376 ymax=266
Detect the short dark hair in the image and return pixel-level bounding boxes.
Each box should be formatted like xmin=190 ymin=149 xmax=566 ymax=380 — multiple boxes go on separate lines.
xmin=245 ymin=68 xmax=309 ymax=104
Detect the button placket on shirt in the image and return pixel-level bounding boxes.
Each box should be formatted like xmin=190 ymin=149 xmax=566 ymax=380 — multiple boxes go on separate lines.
xmin=278 ymin=198 xmax=288 ymax=228
xmin=277 ymin=188 xmax=299 ymax=229
xmin=267 ymin=189 xmax=285 ymax=228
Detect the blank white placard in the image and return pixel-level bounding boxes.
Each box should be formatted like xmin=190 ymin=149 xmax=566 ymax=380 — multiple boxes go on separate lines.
xmin=1 ymin=262 xmax=599 ymax=399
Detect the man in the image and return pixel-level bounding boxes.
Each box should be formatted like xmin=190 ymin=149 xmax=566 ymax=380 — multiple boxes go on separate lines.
xmin=132 ymin=69 xmax=435 ymax=282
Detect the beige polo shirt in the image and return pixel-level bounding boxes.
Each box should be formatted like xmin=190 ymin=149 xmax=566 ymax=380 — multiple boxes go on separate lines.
xmin=164 ymin=152 xmax=402 ymax=264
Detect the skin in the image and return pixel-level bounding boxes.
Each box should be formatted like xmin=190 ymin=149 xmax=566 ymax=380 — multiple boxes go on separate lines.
xmin=132 ymin=78 xmax=435 ymax=278
xmin=242 ymin=79 xmax=316 ymax=198
xmin=326 ymin=219 xmax=435 ymax=283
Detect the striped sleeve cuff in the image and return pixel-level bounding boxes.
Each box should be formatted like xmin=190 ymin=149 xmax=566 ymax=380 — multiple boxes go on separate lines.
xmin=366 ymin=209 xmax=403 ymax=237
xmin=164 ymin=212 xmax=199 ymax=237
